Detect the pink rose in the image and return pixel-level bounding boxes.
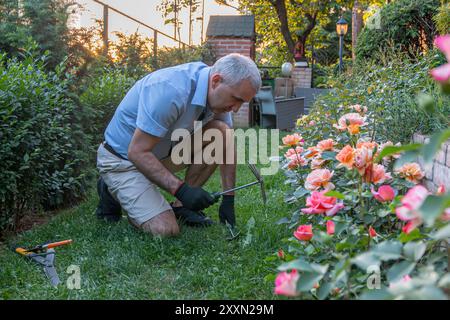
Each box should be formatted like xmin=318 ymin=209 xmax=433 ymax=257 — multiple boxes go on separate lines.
xmin=301 ymin=191 xmax=344 ymax=216
xmin=430 ymin=35 xmax=450 ymax=83
xmin=369 ymin=226 xmax=377 ymax=238
xmin=294 ymin=224 xmax=313 ymax=241
xmin=371 ymin=185 xmax=396 ymax=203
xmin=326 ymin=220 xmax=335 ymax=235
xmin=396 ymin=185 xmax=429 ymax=234
xmin=274 ymin=269 xmax=300 ymax=297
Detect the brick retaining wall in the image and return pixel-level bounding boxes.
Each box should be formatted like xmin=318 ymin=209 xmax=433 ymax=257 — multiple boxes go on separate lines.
xmin=412 ymin=133 xmax=450 ymax=192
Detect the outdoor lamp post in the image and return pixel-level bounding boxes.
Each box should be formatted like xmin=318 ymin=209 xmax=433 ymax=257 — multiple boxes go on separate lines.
xmin=336 ymin=17 xmax=348 ymax=73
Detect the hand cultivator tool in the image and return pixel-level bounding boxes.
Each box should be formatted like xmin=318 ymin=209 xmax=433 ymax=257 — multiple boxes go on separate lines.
xmin=212 ymin=164 xmax=267 ymax=205
xmin=14 ymin=239 xmax=72 ymax=287
xmin=212 ymin=164 xmax=267 ymax=241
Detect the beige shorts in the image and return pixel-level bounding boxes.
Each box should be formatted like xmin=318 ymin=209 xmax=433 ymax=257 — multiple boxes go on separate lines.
xmin=96 ymin=136 xmax=207 ymax=225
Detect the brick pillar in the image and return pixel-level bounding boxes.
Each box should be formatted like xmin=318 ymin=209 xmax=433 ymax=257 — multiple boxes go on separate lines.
xmin=231 ymin=102 xmax=250 ymax=128
xmin=207 ymin=36 xmax=255 ymax=128
xmin=292 ymin=67 xmax=312 ymax=88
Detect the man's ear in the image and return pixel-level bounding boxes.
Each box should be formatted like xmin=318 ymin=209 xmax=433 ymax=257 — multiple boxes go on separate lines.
xmin=211 ymin=73 xmax=222 ymax=89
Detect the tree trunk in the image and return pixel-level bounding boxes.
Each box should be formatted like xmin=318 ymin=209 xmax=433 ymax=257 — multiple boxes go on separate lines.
xmin=272 ymin=0 xmax=295 ymax=57
xmin=352 ymin=0 xmax=364 ymax=61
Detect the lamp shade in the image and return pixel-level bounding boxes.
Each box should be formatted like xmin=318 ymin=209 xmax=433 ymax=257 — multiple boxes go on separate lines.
xmin=281 ymin=62 xmax=293 ymax=77
xmin=336 ymin=17 xmax=348 ymax=36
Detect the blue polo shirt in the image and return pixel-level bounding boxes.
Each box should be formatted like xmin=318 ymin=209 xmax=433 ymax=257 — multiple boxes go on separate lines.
xmin=104 ymin=61 xmax=232 ymax=160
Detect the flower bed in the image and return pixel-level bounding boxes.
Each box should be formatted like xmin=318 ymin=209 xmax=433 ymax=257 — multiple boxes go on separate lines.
xmin=267 ymin=35 xmax=450 ymax=300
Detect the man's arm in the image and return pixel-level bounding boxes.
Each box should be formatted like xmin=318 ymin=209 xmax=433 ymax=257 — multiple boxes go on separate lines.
xmin=128 ymin=128 xmax=217 ymax=211
xmin=128 ymin=128 xmax=183 ymax=195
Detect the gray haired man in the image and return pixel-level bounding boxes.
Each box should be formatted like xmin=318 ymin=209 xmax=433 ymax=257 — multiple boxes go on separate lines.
xmin=96 ymin=53 xmax=261 ymax=237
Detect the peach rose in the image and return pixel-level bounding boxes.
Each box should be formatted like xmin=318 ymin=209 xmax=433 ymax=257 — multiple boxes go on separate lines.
xmin=395 ymin=163 xmax=425 ymax=184
xmin=282 ymin=133 xmax=304 ymax=147
xmin=287 ymin=154 xmax=307 ymax=170
xmin=379 ymin=141 xmax=402 ymax=161
xmin=365 ymin=164 xmax=392 ymax=184
xmin=336 ymin=145 xmax=355 ymax=170
xmin=305 ymin=169 xmax=335 ymax=191
xmin=350 ymin=104 xmax=368 ymax=114
xmin=304 ymin=146 xmax=321 ymax=159
xmin=356 ymin=140 xmax=378 ymax=151
xmin=285 ymin=146 xmax=304 ymax=159
xmin=354 ymin=147 xmax=374 ymax=175
xmin=317 ymin=139 xmax=336 ymax=151
xmin=333 ymin=113 xmax=367 ymax=134
xmin=310 ymin=157 xmax=326 ymax=170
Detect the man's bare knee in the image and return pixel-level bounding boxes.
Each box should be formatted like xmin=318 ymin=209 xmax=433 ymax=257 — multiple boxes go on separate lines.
xmin=140 ymin=210 xmax=180 ymax=237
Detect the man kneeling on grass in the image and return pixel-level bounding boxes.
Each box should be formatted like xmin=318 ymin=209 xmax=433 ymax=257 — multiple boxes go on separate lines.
xmin=95 ymin=53 xmax=261 ymax=237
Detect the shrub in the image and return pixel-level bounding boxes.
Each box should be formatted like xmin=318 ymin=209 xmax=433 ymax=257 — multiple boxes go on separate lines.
xmin=313 ymin=49 xmax=449 ymax=144
xmin=79 ymin=68 xmax=136 ymax=145
xmin=0 ymin=45 xmax=93 ymax=233
xmin=433 ymin=2 xmax=450 ymax=35
xmin=356 ymin=0 xmax=440 ymax=62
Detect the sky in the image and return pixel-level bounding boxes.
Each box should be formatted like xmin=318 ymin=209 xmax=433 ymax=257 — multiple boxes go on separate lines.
xmin=72 ymin=0 xmax=239 ymax=47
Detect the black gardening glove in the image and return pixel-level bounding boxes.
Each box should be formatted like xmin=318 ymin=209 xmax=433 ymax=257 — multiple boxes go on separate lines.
xmin=219 ymin=195 xmax=236 ymax=227
xmin=174 ymin=182 xmax=218 ymax=211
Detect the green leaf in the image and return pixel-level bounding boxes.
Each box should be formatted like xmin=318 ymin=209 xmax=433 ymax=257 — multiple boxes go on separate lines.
xmin=418 ymin=194 xmax=450 ymax=227
xmin=413 ymin=286 xmax=448 ymax=300
xmin=296 ymin=272 xmax=325 ymax=292
xmin=359 ymin=288 xmax=393 ymax=300
xmin=376 ymin=144 xmax=421 ymax=162
xmin=316 ymin=282 xmax=334 ymax=300
xmin=321 ymin=151 xmax=337 ymax=161
xmin=293 ymin=186 xmax=309 ymax=198
xmin=398 ymin=228 xmax=423 ymax=243
xmin=352 ymin=252 xmax=380 ymax=270
xmin=324 ymin=190 xmax=345 ymax=200
xmin=372 ymin=240 xmax=403 ymax=261
xmin=278 ymin=258 xmax=314 ymax=272
xmin=416 ymin=93 xmax=435 ymax=113
xmin=387 ymin=261 xmax=416 ymax=283
xmin=403 ymin=241 xmax=426 ymax=262
xmin=393 ymin=149 xmax=421 ymax=169
xmin=431 ymin=224 xmax=450 ymax=240
xmin=422 ymin=129 xmax=450 ymax=164
xmin=264 ymin=273 xmax=276 ymax=283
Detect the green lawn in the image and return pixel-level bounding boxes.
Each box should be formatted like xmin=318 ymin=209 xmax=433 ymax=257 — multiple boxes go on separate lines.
xmin=0 ymin=131 xmax=295 ymax=299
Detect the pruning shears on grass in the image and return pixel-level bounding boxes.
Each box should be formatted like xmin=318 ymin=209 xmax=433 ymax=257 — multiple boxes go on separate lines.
xmin=14 ymin=239 xmax=72 ymax=287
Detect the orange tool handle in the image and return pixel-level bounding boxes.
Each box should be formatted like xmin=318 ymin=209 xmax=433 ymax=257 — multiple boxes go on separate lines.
xmin=15 ymin=247 xmax=30 ymax=256
xmin=45 ymin=239 xmax=72 ymax=249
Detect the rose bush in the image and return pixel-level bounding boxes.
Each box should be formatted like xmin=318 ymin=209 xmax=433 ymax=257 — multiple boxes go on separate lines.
xmin=267 ymin=35 xmax=450 ymax=300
